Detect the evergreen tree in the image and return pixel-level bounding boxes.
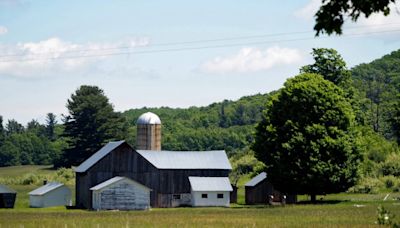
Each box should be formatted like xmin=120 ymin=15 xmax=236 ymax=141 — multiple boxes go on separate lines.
xmin=45 ymin=113 xmax=57 ymax=141
xmin=61 ymin=85 xmax=127 ymax=167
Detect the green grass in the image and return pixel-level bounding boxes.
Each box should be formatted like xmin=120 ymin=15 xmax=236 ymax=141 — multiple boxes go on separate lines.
xmin=0 ymin=165 xmax=53 ymax=178
xmin=1 ymin=165 xmax=400 ymax=227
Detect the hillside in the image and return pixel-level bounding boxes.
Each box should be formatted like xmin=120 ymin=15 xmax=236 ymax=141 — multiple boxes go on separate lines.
xmin=123 ymin=93 xmax=271 ymax=156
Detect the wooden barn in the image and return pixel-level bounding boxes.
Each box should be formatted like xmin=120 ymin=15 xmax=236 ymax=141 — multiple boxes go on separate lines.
xmin=245 ymin=172 xmax=296 ymax=204
xmin=189 ymin=176 xmax=232 ymax=207
xmin=90 ymin=176 xmax=151 ymax=210
xmin=29 ymin=182 xmax=72 ymax=208
xmin=75 ymin=141 xmax=232 ymax=209
xmin=0 ymin=184 xmax=16 ymax=208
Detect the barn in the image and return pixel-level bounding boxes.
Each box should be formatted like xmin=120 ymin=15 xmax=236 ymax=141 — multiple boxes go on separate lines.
xmin=75 ymin=142 xmax=231 ymax=208
xmin=189 ymin=176 xmax=232 ymax=207
xmin=75 ymin=112 xmax=232 ymax=209
xmin=0 ymin=184 xmax=16 ymax=208
xmin=245 ymin=172 xmax=296 ymax=204
xmin=29 ymin=182 xmax=72 ymax=208
xmin=90 ymin=176 xmax=151 ymax=210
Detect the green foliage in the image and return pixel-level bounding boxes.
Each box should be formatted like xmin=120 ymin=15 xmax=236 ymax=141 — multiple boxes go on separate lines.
xmin=253 ymin=73 xmax=362 ymax=197
xmin=379 ymin=153 xmax=400 ymax=177
xmin=314 ymin=0 xmax=397 ymax=35
xmin=347 ymin=177 xmax=384 ymax=194
xmin=61 ymin=85 xmax=128 ymax=167
xmin=0 ymin=167 xmax=75 ymax=186
xmin=377 ymin=205 xmax=399 ymax=227
xmin=229 ymin=149 xmax=265 ymax=185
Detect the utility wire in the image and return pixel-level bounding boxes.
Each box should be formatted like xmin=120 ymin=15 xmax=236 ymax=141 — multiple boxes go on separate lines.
xmin=1 ymin=23 xmax=400 ymax=59
xmin=0 ymin=28 xmax=400 ymax=63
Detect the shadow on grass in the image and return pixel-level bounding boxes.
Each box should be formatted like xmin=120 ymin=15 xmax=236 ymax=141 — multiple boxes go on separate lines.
xmin=297 ymin=200 xmax=348 ymax=205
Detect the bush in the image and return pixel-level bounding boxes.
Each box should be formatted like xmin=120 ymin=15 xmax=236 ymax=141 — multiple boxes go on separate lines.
xmin=347 ymin=177 xmax=383 ymax=194
xmin=379 ymin=153 xmax=400 ymax=177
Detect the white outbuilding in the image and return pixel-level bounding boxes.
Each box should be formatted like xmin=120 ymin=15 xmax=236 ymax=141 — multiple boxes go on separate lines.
xmin=90 ymin=176 xmax=151 ymax=210
xmin=189 ymin=176 xmax=233 ymax=207
xmin=28 ymin=182 xmax=72 ymax=208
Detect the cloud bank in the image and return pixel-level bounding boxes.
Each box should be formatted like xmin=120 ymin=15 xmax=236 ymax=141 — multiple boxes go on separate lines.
xmin=0 ymin=26 xmax=8 ymax=35
xmin=201 ymin=46 xmax=303 ymax=74
xmin=0 ymin=37 xmax=149 ymax=78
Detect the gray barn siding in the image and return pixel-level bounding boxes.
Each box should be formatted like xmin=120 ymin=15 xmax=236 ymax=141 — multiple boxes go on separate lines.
xmin=76 ymin=143 xmax=229 ymax=208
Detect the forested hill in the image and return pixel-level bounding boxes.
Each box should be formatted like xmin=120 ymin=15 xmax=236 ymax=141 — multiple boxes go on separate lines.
xmin=123 ymin=93 xmax=271 ymax=155
xmin=352 ymin=49 xmax=400 ymax=141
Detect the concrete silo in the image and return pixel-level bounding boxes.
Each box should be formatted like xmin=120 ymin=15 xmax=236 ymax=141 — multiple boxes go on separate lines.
xmin=136 ymin=112 xmax=161 ymax=150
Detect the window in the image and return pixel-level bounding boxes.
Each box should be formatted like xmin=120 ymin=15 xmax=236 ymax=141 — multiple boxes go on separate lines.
xmin=201 ymin=194 xmax=208 ymax=198
xmin=217 ymin=193 xmax=224 ymax=199
xmin=173 ymin=194 xmax=181 ymax=200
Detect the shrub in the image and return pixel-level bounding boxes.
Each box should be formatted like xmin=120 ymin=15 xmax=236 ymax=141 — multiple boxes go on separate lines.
xmin=347 ymin=177 xmax=383 ymax=194
xmin=379 ymin=153 xmax=400 ymax=177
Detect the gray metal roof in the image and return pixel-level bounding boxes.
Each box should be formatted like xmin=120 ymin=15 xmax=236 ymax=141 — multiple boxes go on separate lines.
xmin=245 ymin=172 xmax=267 ymax=187
xmin=75 ymin=140 xmax=126 ymax=173
xmin=188 ymin=176 xmax=233 ymax=192
xmin=0 ymin=184 xmax=16 ymax=193
xmin=136 ymin=150 xmax=232 ymax=170
xmin=90 ymin=176 xmax=151 ymax=191
xmin=28 ymin=182 xmax=65 ymax=195
xmin=137 ymin=112 xmax=161 ymax=125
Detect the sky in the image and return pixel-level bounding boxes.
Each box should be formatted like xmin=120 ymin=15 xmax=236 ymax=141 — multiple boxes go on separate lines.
xmin=0 ymin=0 xmax=400 ymax=125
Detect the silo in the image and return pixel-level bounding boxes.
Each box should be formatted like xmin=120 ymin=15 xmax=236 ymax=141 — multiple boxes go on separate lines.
xmin=136 ymin=112 xmax=161 ymax=150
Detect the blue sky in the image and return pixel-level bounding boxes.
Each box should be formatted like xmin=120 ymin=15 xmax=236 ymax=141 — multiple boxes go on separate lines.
xmin=0 ymin=0 xmax=400 ymax=124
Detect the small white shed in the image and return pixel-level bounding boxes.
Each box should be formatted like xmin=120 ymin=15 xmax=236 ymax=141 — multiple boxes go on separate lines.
xmin=189 ymin=176 xmax=233 ymax=207
xmin=29 ymin=182 xmax=71 ymax=208
xmin=90 ymin=176 xmax=151 ymax=210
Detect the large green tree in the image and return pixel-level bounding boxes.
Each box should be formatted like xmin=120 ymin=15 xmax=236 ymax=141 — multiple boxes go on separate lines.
xmin=61 ymin=85 xmax=127 ymax=167
xmin=315 ymin=0 xmax=397 ymax=35
xmin=253 ymin=73 xmax=362 ymax=202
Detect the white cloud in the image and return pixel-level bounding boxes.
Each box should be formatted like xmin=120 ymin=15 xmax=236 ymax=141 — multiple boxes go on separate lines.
xmin=354 ymin=3 xmax=400 ymax=31
xmin=0 ymin=26 xmax=8 ymax=35
xmin=294 ymin=0 xmax=322 ymax=20
xmin=201 ymin=46 xmax=303 ymax=74
xmin=0 ymin=37 xmax=149 ymax=78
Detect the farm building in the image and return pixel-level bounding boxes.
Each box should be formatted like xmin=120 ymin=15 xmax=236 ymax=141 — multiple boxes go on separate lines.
xmin=90 ymin=176 xmax=151 ymax=210
xmin=245 ymin=172 xmax=296 ymax=204
xmin=189 ymin=176 xmax=232 ymax=207
xmin=75 ymin=112 xmax=232 ymax=209
xmin=0 ymin=184 xmax=16 ymax=208
xmin=29 ymin=182 xmax=72 ymax=208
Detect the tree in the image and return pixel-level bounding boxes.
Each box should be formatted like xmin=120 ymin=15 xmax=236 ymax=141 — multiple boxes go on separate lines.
xmin=61 ymin=85 xmax=127 ymax=167
xmin=5 ymin=119 xmax=24 ymax=135
xmin=301 ymin=48 xmax=351 ymax=86
xmin=253 ymin=73 xmax=362 ymax=202
xmin=314 ymin=0 xmax=397 ymax=35
xmin=45 ymin=113 xmax=57 ymax=141
xmin=0 ymin=116 xmax=4 ymax=146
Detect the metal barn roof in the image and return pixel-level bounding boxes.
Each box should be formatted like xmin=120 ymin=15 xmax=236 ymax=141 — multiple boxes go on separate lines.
xmin=188 ymin=177 xmax=233 ymax=192
xmin=245 ymin=172 xmax=267 ymax=187
xmin=0 ymin=184 xmax=16 ymax=193
xmin=136 ymin=150 xmax=232 ymax=170
xmin=28 ymin=182 xmax=64 ymax=196
xmin=136 ymin=112 xmax=161 ymax=125
xmin=75 ymin=141 xmax=126 ymax=173
xmin=90 ymin=176 xmax=151 ymax=191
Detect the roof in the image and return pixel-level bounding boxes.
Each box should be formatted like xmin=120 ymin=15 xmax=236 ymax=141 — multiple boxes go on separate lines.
xmin=136 ymin=150 xmax=232 ymax=170
xmin=188 ymin=177 xmax=233 ymax=192
xmin=75 ymin=140 xmax=126 ymax=173
xmin=0 ymin=184 xmax=16 ymax=194
xmin=28 ymin=182 xmax=65 ymax=196
xmin=137 ymin=112 xmax=161 ymax=125
xmin=90 ymin=176 xmax=151 ymax=191
xmin=245 ymin=172 xmax=267 ymax=187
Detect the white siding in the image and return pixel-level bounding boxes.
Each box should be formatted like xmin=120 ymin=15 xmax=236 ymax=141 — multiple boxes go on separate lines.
xmin=29 ymin=186 xmax=71 ymax=208
xmin=92 ymin=178 xmax=150 ymax=210
xmin=191 ymin=191 xmax=230 ymax=207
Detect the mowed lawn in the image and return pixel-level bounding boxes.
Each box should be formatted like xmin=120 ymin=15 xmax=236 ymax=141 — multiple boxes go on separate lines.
xmin=1 ymin=166 xmax=400 ymax=227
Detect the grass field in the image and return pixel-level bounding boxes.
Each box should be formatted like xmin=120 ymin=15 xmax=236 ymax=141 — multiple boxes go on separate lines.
xmin=1 ymin=166 xmax=399 ymax=227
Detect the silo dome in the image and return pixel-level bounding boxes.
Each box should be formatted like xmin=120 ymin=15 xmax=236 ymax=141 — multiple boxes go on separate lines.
xmin=137 ymin=112 xmax=161 ymax=125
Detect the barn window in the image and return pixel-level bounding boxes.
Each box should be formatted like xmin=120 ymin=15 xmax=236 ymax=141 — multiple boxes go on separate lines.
xmin=173 ymin=194 xmax=181 ymax=200
xmin=201 ymin=194 xmax=208 ymax=198
xmin=217 ymin=193 xmax=224 ymax=199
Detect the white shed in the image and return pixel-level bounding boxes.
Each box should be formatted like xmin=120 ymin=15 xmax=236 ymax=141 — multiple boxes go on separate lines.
xmin=90 ymin=176 xmax=151 ymax=210
xmin=29 ymin=182 xmax=71 ymax=208
xmin=189 ymin=176 xmax=233 ymax=207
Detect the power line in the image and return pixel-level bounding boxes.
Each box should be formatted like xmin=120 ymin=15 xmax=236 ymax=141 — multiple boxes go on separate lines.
xmin=0 ymin=28 xmax=399 ymax=63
